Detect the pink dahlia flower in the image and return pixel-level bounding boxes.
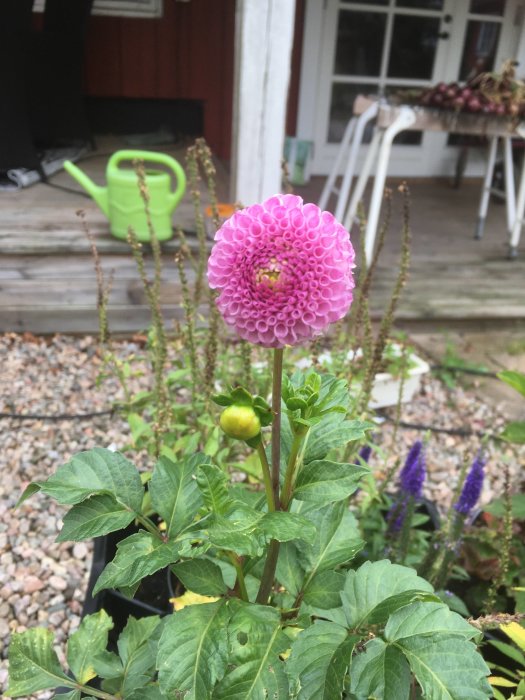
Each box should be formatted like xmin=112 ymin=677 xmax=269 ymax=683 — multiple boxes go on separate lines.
xmin=207 ymin=194 xmax=355 ymax=348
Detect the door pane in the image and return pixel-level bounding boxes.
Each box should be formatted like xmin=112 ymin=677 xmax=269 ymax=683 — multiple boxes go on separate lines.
xmin=335 ymin=10 xmax=386 ymax=76
xmin=459 ymin=21 xmax=500 ymax=80
xmin=396 ymin=0 xmax=444 ymax=8
xmin=328 ymin=82 xmax=378 ymax=142
xmin=388 ymin=15 xmax=440 ymax=79
xmin=469 ymin=0 xmax=505 ymax=15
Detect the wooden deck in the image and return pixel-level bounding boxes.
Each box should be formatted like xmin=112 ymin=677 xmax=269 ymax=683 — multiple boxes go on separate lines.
xmin=1 ymin=138 xmax=524 ymax=334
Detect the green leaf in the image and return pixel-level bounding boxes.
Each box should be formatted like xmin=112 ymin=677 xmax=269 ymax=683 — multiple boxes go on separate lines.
xmin=54 ymin=692 xmax=82 ymax=700
xmin=350 ymin=638 xmax=411 ymax=700
xmin=303 ymin=570 xmax=346 ymax=610
xmin=37 ymin=448 xmax=143 ymax=511
xmin=435 ymin=590 xmax=471 ymax=617
xmin=304 ymin=417 xmax=373 ymax=463
xmin=202 ymin=508 xmax=267 ymax=557
xmin=157 ymin=600 xmax=230 ymax=697
xmin=67 ymin=610 xmax=114 ymax=684
xmin=498 ymin=370 xmax=525 ymax=397
xmin=483 ymin=494 xmax=525 ymax=519
xmin=116 ymin=616 xmax=162 ymax=696
xmin=126 ymin=686 xmax=166 ymax=700
xmin=501 ymin=421 xmax=525 ymax=444
xmin=297 ymin=502 xmax=364 ymax=579
xmin=341 ymin=560 xmax=434 ymax=629
xmin=57 ymin=494 xmax=135 ymax=542
xmin=15 ymin=482 xmax=41 ymax=508
xmin=149 ymin=454 xmax=206 ymax=537
xmin=6 ymin=628 xmax=72 ymax=697
xmin=258 ymin=511 xmax=316 ymax=544
xmin=276 ymin=542 xmax=305 ymax=597
xmin=287 ymin=621 xmax=357 ymax=699
xmin=213 ymin=602 xmax=289 ymax=700
xmin=398 ymin=635 xmax=491 ymax=699
xmin=488 ymin=639 xmax=525 ymax=667
xmin=93 ymin=532 xmax=183 ymax=595
xmin=196 ymin=463 xmax=233 ymax=515
xmin=293 ymin=460 xmax=368 ymax=504
xmin=92 ymin=650 xmax=123 ymax=679
xmin=172 ymin=559 xmax=228 ymax=596
xmin=204 ymin=507 xmax=316 ymax=559
xmin=385 ymin=602 xmax=480 ymax=643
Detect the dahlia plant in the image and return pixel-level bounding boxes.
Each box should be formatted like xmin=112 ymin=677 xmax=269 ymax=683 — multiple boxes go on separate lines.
xmin=7 ymin=196 xmax=491 ymax=699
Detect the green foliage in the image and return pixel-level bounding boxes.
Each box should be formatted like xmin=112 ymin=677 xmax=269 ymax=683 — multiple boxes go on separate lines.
xmin=292 ymin=459 xmax=368 ymax=504
xmin=67 ymin=610 xmax=114 ymax=684
xmin=92 ymin=531 xmax=188 ymax=595
xmin=487 ymin=622 xmax=525 ymax=699
xmin=498 ymin=370 xmax=525 ymax=398
xmin=213 ymin=602 xmax=289 ymax=699
xmin=287 ymin=621 xmax=359 ymax=700
xmin=6 ymin=628 xmax=71 ymax=697
xmin=149 ymin=454 xmax=206 ymax=536
xmin=8 ymin=362 xmax=494 ymax=699
xmin=432 ymin=341 xmax=490 ymax=390
xmin=341 ymin=560 xmax=435 ymax=629
xmin=157 ymin=600 xmax=230 ymax=697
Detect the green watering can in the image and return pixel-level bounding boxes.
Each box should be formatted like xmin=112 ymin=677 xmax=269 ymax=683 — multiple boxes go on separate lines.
xmin=64 ymin=150 xmax=186 ymax=242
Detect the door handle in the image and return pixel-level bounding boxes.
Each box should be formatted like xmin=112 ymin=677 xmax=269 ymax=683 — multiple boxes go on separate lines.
xmin=437 ymin=31 xmax=450 ymax=39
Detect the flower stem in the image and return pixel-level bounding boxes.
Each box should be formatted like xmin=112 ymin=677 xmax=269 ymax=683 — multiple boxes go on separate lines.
xmin=135 ymin=514 xmax=164 ymax=541
xmin=256 ymin=540 xmax=280 ymax=604
xmin=79 ymin=687 xmax=118 ymax=700
xmin=271 ymin=347 xmax=284 ymax=509
xmin=256 ymin=347 xmax=284 ymax=604
xmin=280 ymin=433 xmax=306 ymax=511
xmin=62 ymin=683 xmax=117 ymax=700
xmin=256 ymin=441 xmax=276 ymax=512
xmin=227 ymin=551 xmax=249 ymax=602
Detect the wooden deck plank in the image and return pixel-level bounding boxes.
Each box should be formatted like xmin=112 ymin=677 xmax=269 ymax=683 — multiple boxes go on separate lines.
xmin=1 ymin=144 xmax=524 ymax=333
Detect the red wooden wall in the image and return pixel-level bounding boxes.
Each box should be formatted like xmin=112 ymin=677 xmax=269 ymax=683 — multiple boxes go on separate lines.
xmin=83 ymin=0 xmax=236 ymax=159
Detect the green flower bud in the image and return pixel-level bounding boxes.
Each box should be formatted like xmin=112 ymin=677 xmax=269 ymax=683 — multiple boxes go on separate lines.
xmin=219 ymin=405 xmax=261 ymax=441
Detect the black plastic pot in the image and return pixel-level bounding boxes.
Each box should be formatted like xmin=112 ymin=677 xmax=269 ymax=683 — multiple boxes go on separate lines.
xmin=82 ymin=524 xmax=179 ymax=646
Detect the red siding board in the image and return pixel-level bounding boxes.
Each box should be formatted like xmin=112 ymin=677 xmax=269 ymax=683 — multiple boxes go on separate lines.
xmin=84 ymin=17 xmax=123 ymax=96
xmin=83 ymin=0 xmax=235 ymax=158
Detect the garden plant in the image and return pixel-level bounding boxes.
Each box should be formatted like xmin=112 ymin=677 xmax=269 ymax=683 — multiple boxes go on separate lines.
xmin=5 ymin=185 xmax=499 ymax=700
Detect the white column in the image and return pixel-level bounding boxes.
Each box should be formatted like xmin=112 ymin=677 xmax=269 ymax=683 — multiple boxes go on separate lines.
xmin=231 ymin=0 xmax=296 ymax=205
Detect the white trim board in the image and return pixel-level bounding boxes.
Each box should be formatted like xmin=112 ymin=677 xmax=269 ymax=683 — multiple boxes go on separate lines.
xmin=32 ymin=0 xmax=164 ymax=18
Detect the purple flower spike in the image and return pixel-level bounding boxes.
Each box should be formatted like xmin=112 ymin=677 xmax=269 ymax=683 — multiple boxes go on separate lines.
xmin=454 ymin=454 xmax=486 ymax=516
xmin=358 ymin=445 xmax=372 ymax=463
xmin=399 ymin=440 xmax=426 ymax=498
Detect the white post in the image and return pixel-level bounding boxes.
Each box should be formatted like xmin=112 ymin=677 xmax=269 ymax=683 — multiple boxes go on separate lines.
xmin=231 ymin=0 xmax=296 ymax=205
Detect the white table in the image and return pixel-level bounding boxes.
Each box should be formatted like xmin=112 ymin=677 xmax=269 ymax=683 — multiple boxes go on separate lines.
xmin=342 ymin=96 xmax=525 ymax=263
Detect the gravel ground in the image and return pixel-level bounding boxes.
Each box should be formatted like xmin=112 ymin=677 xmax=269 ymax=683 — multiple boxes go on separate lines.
xmin=0 ymin=332 xmax=523 ymax=699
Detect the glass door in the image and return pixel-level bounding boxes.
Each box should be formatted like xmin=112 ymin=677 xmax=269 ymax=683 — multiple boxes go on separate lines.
xmin=300 ymin=0 xmax=522 ymax=176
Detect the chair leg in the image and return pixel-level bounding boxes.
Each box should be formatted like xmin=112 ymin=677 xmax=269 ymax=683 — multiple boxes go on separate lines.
xmin=509 ymin=150 xmax=525 ymax=258
xmin=318 ymin=117 xmax=356 ymax=211
xmin=334 ymin=100 xmax=379 ymax=222
xmin=475 ymin=136 xmax=498 ymax=240
xmin=503 ymin=136 xmax=516 ymax=233
xmin=343 ymin=128 xmax=382 ymax=230
xmin=363 ymin=107 xmax=416 ymax=265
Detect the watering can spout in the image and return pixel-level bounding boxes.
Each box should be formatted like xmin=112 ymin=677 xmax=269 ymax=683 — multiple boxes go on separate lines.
xmin=63 ymin=160 xmax=109 ymax=217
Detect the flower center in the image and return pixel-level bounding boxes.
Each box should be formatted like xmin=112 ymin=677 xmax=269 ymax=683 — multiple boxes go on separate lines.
xmin=255 ymin=258 xmax=283 ymax=288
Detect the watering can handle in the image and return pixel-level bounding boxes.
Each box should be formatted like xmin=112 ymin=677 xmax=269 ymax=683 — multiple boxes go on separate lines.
xmin=107 ymin=150 xmax=187 ymax=211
